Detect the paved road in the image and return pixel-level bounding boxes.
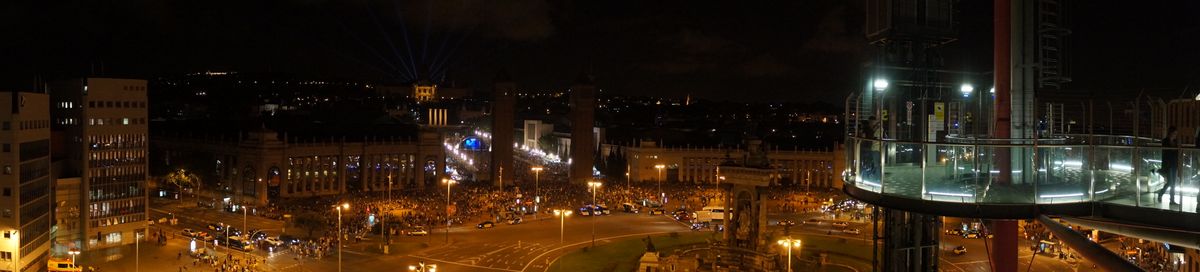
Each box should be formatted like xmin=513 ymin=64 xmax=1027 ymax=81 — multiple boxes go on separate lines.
xmin=143 ymin=197 xmax=691 ymax=272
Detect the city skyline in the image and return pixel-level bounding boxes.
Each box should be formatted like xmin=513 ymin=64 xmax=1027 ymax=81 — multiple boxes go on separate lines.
xmin=0 ymin=1 xmax=1199 ymax=272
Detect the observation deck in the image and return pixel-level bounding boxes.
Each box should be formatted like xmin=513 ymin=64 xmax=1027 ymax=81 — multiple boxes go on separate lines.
xmin=842 ymin=135 xmax=1200 ymax=232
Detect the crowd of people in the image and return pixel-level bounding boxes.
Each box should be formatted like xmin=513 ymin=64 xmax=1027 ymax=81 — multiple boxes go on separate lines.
xmin=178 ymin=248 xmax=262 ymax=272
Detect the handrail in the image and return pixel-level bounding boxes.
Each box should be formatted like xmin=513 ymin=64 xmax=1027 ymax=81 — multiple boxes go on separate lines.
xmin=848 ymin=136 xmax=1198 ymax=150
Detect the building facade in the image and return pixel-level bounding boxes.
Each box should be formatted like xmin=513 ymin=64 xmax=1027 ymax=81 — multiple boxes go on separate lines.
xmin=617 ymin=141 xmax=845 ymax=189
xmin=151 ymin=128 xmax=446 ymax=206
xmin=49 ymin=78 xmax=149 ymax=252
xmin=0 ymin=92 xmax=52 ymax=272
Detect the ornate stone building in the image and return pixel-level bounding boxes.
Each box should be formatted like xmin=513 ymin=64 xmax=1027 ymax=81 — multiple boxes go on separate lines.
xmin=152 ymin=127 xmax=446 ymax=206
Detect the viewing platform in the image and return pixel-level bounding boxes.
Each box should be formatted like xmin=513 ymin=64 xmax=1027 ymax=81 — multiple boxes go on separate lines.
xmin=842 ymin=135 xmax=1200 ymax=232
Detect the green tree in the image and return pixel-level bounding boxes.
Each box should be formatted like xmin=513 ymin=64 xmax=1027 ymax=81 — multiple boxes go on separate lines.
xmin=165 ymin=169 xmax=200 ymax=191
xmin=294 ymin=212 xmax=327 ymax=239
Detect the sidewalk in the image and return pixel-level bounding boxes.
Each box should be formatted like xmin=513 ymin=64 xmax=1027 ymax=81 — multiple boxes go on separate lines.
xmin=80 ymin=235 xmax=271 ymax=272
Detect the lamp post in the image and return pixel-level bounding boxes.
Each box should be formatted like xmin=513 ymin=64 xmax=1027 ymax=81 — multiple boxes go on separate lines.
xmin=552 ymin=209 xmax=572 ymax=244
xmin=717 ymin=175 xmax=726 ymax=204
xmin=654 ymin=164 xmax=666 ymax=202
xmin=442 ymin=178 xmax=456 ymax=244
xmin=777 ymin=237 xmax=802 ymax=272
xmin=531 ymin=166 xmax=543 ymax=219
xmin=587 ymin=181 xmax=602 ymax=247
xmin=336 ymin=203 xmax=349 ymax=272
xmin=242 ymin=198 xmax=249 ymax=260
xmin=68 ymin=248 xmax=80 ymax=265
xmin=385 ymin=174 xmax=393 ymax=245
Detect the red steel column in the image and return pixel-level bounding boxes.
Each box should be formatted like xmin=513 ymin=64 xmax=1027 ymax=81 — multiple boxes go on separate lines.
xmin=992 ymin=0 xmax=1018 ymax=271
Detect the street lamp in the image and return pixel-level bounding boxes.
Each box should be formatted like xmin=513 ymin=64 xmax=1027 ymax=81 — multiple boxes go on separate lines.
xmin=873 ymin=79 xmax=889 ymax=92
xmin=335 ymin=203 xmax=350 ymax=272
xmin=654 ymin=164 xmax=666 ymax=201
xmin=960 ymin=83 xmax=974 ymax=97
xmin=531 ymin=166 xmax=544 ymax=219
xmin=552 ymin=209 xmax=572 ymax=244
xmin=408 ymin=262 xmax=437 ymax=272
xmin=384 ymin=174 xmax=393 ymax=245
xmin=777 ymin=237 xmax=802 ymax=272
xmin=68 ymin=248 xmax=80 ymax=265
xmin=442 ymin=178 xmax=457 ymax=244
xmin=587 ymin=181 xmax=602 ymax=247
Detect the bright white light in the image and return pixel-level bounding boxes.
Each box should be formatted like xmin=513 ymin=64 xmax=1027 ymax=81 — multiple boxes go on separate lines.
xmin=927 ymin=191 xmax=973 ymax=197
xmin=960 ymin=84 xmax=974 ymax=96
xmin=1039 ymin=193 xmax=1084 ymax=198
xmin=990 ymin=87 xmax=995 ymax=94
xmin=872 ymin=79 xmax=889 ymax=91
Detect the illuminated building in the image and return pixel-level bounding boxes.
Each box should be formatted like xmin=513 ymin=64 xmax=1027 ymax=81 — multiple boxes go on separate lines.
xmin=49 ymin=78 xmax=149 ymax=252
xmin=0 ymin=92 xmax=52 ymax=272
xmin=615 ymin=141 xmax=844 ymax=189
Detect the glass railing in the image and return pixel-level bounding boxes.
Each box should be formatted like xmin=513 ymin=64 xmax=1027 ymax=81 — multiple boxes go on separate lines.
xmin=845 ymin=136 xmax=1200 ymax=214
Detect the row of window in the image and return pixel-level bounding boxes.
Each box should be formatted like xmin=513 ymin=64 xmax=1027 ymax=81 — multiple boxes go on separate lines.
xmin=88 ymin=135 xmax=147 ymax=152
xmin=88 ymin=117 xmax=146 ymax=126
xmin=19 ymin=216 xmax=49 ymax=255
xmin=90 ymin=213 xmax=144 ymax=228
xmin=87 ymin=178 xmax=144 ymax=202
xmin=87 ymin=198 xmax=145 ymax=219
xmin=15 ymin=119 xmax=49 ymax=131
xmin=88 ymin=100 xmax=146 ymax=109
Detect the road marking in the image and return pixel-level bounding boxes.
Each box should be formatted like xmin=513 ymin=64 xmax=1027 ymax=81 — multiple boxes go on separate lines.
xmin=407 ymin=254 xmax=520 ymax=272
xmin=524 ymin=231 xmax=681 ymax=272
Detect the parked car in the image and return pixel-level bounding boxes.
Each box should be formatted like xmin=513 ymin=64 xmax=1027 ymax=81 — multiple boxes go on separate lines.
xmin=578 ymin=207 xmax=593 ymax=216
xmin=262 ymin=237 xmax=284 ymax=248
xmin=832 ymin=221 xmax=849 ymax=227
xmin=778 ymin=220 xmax=796 ymax=226
xmin=181 ymin=228 xmax=199 ymax=238
xmin=945 ymin=229 xmax=963 ymax=236
xmin=649 ymin=209 xmax=666 ymax=215
xmin=507 ymin=218 xmax=523 ymax=225
xmin=963 ymin=231 xmax=981 ymax=239
xmin=621 ymin=203 xmax=640 ymax=213
xmin=206 ymin=223 xmax=222 ymax=231
xmin=953 ymin=246 xmax=967 ymax=255
xmin=405 ymin=229 xmax=429 ymax=236
xmin=842 ymin=228 xmax=861 ymax=235
xmin=476 ymin=221 xmax=495 ymax=229
xmin=804 ymin=218 xmax=821 ymax=225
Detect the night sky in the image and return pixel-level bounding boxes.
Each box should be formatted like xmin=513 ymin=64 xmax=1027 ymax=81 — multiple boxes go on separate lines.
xmin=1 ymin=1 xmax=1198 ymax=103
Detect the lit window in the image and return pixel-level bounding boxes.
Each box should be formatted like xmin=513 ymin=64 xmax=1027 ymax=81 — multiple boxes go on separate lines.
xmin=122 ymin=118 xmax=130 ymax=125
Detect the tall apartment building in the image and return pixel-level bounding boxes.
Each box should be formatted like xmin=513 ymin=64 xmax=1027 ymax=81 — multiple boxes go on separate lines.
xmin=0 ymin=92 xmax=52 ymax=272
xmin=49 ymin=78 xmax=148 ymax=252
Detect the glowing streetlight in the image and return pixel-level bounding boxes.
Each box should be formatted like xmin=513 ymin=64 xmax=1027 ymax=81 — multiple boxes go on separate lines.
xmin=777 ymin=237 xmax=803 ymax=272
xmin=442 ymin=178 xmax=457 ymax=243
xmin=552 ymin=209 xmax=572 ymax=244
xmin=335 ymin=203 xmax=350 ymax=272
xmin=68 ymin=248 xmax=80 ymax=265
xmin=587 ymin=181 xmax=602 ymax=247
xmin=654 ymin=164 xmax=666 ymax=199
xmin=408 ymin=262 xmax=437 ymax=272
xmin=873 ymin=79 xmax=889 ymax=92
xmin=531 ymin=166 xmax=544 ymax=219
xmin=960 ymin=83 xmax=974 ymax=97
